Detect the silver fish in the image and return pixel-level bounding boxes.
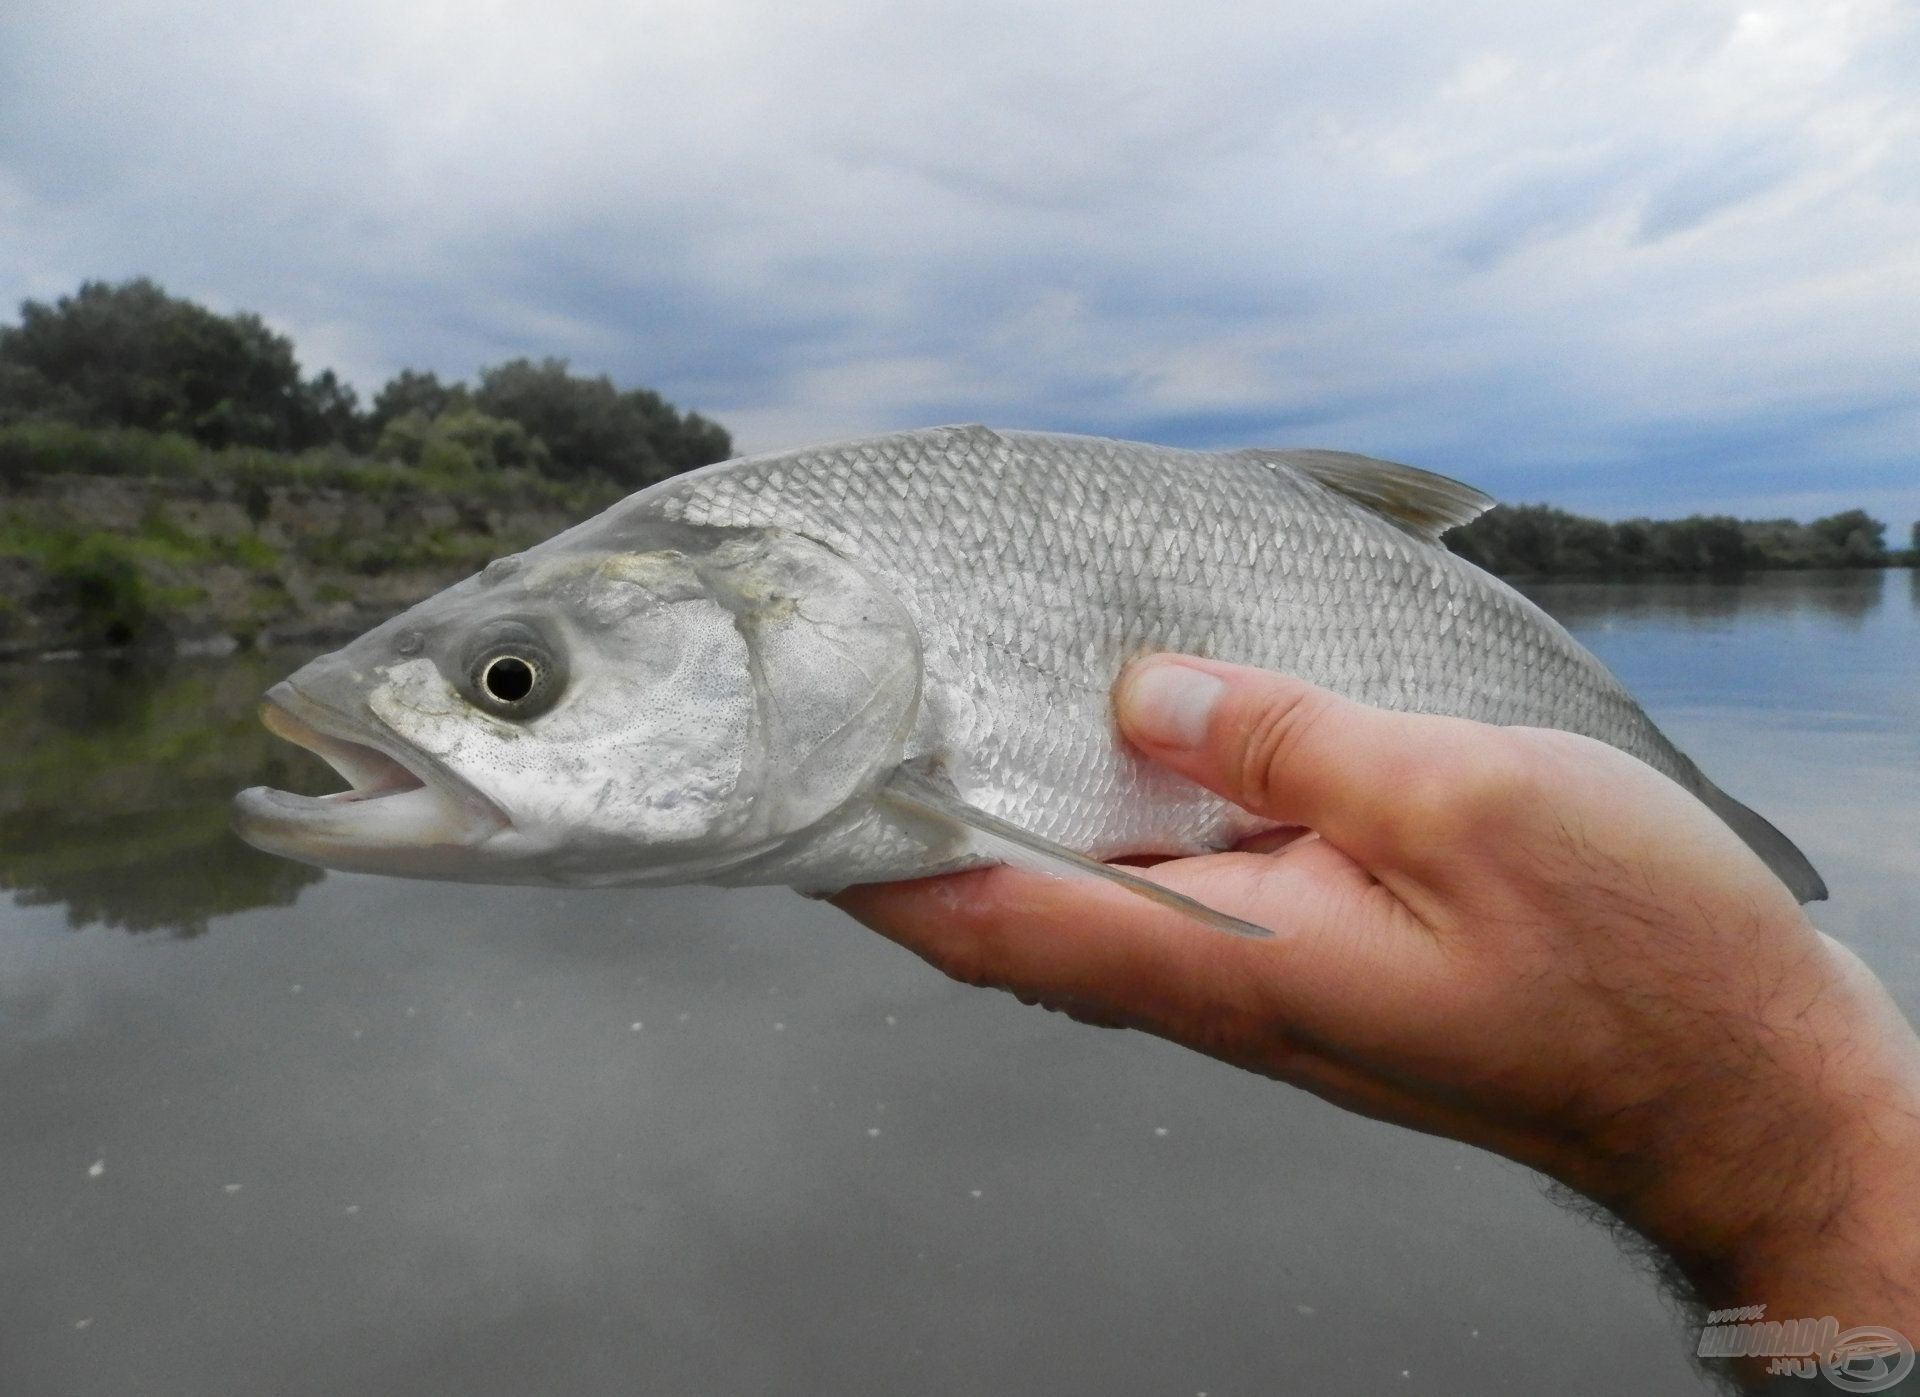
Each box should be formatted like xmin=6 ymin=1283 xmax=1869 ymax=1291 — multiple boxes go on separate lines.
xmin=233 ymin=426 xmax=1826 ymax=929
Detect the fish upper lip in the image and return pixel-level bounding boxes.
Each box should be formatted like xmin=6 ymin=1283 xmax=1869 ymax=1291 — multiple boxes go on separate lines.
xmin=260 ymin=702 xmax=423 ymax=803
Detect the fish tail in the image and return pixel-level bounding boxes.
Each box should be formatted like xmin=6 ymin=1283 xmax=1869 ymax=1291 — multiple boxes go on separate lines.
xmin=1690 ymin=775 xmax=1828 ymax=904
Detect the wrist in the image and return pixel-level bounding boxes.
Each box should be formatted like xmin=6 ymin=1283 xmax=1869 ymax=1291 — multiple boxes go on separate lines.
xmin=1676 ymin=1079 xmax=1920 ymax=1319
xmin=1621 ymin=950 xmax=1920 ymax=1328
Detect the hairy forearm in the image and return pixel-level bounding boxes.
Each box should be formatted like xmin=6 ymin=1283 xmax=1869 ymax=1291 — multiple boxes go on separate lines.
xmin=1677 ymin=1085 xmax=1920 ymax=1336
xmin=1610 ymin=947 xmax=1920 ymax=1388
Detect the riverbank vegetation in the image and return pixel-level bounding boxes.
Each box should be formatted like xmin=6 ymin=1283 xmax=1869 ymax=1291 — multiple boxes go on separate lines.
xmin=1446 ymin=503 xmax=1912 ymax=576
xmin=0 ymin=279 xmax=730 ymax=655
xmin=0 ymin=278 xmax=730 ymax=487
xmin=1 ymin=277 xmax=1913 ymax=656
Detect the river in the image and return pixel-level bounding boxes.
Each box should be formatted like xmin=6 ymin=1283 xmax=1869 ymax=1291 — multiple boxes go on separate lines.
xmin=3 ymin=570 xmax=1914 ymax=1395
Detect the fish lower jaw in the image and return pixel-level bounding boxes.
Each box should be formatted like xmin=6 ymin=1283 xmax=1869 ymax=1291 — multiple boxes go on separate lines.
xmin=231 ymin=782 xmax=510 ymax=874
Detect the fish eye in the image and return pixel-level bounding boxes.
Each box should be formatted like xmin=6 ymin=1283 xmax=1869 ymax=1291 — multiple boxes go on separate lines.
xmin=481 ymin=655 xmax=537 ymax=703
xmin=461 ymin=622 xmax=566 ymax=719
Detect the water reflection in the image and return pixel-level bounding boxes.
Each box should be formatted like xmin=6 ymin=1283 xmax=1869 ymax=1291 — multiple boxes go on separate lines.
xmin=0 ymin=572 xmax=1911 ymax=938
xmin=0 ymin=653 xmax=332 ymax=936
xmin=1514 ymin=567 xmax=1893 ymax=627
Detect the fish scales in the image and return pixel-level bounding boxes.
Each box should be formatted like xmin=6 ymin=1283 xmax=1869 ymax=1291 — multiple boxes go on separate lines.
xmin=648 ymin=426 xmax=1672 ymax=857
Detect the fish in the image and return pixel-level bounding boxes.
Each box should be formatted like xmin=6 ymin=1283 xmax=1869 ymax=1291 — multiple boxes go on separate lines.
xmin=233 ymin=425 xmax=1827 ymax=934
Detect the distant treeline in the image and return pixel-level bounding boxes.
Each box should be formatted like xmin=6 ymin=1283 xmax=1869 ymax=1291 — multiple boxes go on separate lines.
xmin=4 ymin=279 xmax=1915 ymax=578
xmin=1446 ymin=503 xmax=1914 ymax=575
xmin=0 ymin=278 xmax=731 ymax=488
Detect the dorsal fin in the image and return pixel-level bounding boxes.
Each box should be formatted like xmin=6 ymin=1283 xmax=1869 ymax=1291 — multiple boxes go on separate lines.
xmin=1236 ymin=448 xmax=1496 ymax=543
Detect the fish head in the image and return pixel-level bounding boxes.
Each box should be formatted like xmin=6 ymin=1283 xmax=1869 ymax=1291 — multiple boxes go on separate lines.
xmin=233 ymin=523 xmax=923 ymax=885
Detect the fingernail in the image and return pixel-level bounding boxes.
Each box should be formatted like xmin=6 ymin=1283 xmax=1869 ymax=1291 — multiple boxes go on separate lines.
xmin=1120 ymin=660 xmax=1224 ymax=749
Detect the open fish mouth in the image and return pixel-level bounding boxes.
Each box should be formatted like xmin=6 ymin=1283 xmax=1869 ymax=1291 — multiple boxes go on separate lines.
xmin=232 ymin=683 xmax=508 ymax=874
xmin=260 ymin=700 xmax=427 ymax=801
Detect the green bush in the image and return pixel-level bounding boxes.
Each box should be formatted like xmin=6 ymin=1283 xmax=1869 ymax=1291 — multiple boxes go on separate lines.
xmin=0 ymin=423 xmax=620 ymax=516
xmin=39 ymin=533 xmax=152 ymax=645
xmin=1 ymin=278 xmax=733 ymax=478
xmin=0 ymin=278 xmax=363 ymax=450
xmin=1449 ymin=503 xmax=1895 ymax=575
xmin=376 ymin=408 xmax=550 ymax=476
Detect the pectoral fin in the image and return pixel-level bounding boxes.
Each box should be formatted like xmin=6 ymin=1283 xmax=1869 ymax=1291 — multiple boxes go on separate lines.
xmin=879 ymin=769 xmax=1272 ymax=940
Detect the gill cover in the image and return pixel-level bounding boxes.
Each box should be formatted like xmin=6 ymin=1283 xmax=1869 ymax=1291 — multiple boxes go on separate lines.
xmin=686 ymin=529 xmax=925 ymax=852
xmin=495 ymin=522 xmax=926 ymax=881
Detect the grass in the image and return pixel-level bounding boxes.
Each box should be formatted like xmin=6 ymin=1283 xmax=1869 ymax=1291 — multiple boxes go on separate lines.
xmin=0 ymin=421 xmax=622 ymax=512
xmin=0 ymin=513 xmax=277 ymax=575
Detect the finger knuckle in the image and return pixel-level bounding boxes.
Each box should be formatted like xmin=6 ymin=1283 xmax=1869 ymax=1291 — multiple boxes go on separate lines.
xmin=1234 ymin=687 xmax=1335 ymax=814
xmin=921 ymin=938 xmax=1004 ymax=991
xmin=1442 ymin=739 xmax=1541 ymax=825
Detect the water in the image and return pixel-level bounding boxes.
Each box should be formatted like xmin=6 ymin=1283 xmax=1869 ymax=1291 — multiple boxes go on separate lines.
xmin=3 ymin=571 xmax=1914 ymax=1397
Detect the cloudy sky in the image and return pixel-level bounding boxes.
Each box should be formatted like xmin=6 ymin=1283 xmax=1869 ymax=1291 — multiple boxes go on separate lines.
xmin=2 ymin=0 xmax=1914 ymax=521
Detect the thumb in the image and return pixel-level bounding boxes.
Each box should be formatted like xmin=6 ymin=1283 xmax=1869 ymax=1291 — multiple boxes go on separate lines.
xmin=1114 ymin=655 xmax=1467 ymax=870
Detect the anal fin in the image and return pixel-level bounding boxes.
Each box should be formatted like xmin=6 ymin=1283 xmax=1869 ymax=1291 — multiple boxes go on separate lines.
xmin=879 ymin=769 xmax=1271 ymax=940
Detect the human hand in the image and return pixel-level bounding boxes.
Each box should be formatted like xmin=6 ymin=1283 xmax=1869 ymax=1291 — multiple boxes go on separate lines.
xmin=834 ymin=655 xmax=1920 ymax=1345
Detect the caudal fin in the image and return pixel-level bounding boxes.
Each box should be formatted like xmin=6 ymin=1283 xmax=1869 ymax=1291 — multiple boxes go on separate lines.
xmin=1692 ymin=778 xmax=1828 ymax=904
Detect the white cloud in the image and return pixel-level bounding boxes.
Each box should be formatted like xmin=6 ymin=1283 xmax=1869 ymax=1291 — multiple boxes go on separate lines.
xmin=0 ymin=0 xmax=1915 ymax=520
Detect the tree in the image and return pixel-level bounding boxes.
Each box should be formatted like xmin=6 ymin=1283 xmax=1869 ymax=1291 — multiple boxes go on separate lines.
xmin=374 ymin=408 xmax=548 ymax=475
xmin=1807 ymin=510 xmax=1886 ymax=567
xmin=474 ymin=356 xmax=731 ymax=486
xmin=293 ymin=369 xmax=368 ymax=452
xmin=1 ymin=279 xmax=733 ymax=480
xmin=1447 ymin=504 xmax=1618 ymax=575
xmin=0 ymin=278 xmax=331 ymax=448
xmin=0 ymin=359 xmax=84 ymax=425
xmin=473 ymin=357 xmax=645 ymax=483
xmin=369 ymin=368 xmax=464 ymax=432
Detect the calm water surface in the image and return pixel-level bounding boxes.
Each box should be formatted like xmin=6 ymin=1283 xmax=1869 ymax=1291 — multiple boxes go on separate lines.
xmin=3 ymin=571 xmax=1914 ymax=1396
